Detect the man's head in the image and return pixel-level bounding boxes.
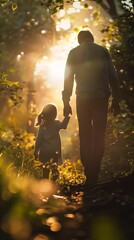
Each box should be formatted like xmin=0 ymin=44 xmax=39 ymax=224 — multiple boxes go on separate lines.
xmin=78 ymin=30 xmax=94 ymax=44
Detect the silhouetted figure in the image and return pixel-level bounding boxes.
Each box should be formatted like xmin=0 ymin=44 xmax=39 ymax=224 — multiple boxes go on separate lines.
xmin=34 ymin=104 xmax=70 ymax=179
xmin=62 ymin=30 xmax=120 ymax=187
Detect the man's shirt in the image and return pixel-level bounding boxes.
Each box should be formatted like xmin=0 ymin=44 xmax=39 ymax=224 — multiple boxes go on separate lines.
xmin=63 ymin=42 xmax=120 ymax=103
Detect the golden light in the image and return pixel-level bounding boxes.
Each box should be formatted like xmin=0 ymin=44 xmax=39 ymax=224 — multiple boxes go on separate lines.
xmin=33 ymin=0 xmax=105 ymax=92
xmin=34 ymin=32 xmax=78 ymax=90
xmin=106 ymin=42 xmax=111 ymax=49
xmin=41 ymin=29 xmax=46 ymax=34
xmin=33 ymin=234 xmax=48 ymax=240
xmin=34 ymin=58 xmax=65 ymax=88
xmin=50 ymin=222 xmax=61 ymax=232
xmin=49 ymin=60 xmax=65 ymax=84
xmin=58 ymin=9 xmax=65 ymax=18
xmin=46 ymin=217 xmax=58 ymax=226
xmin=56 ymin=18 xmax=71 ymax=31
xmin=65 ymin=213 xmax=75 ymax=218
xmin=28 ymin=0 xmax=114 ymax=166
xmin=88 ymin=5 xmax=93 ymax=10
xmin=67 ymin=7 xmax=76 ymax=14
xmin=73 ymin=1 xmax=81 ymax=9
xmin=67 ymin=31 xmax=78 ymax=48
xmin=36 ymin=208 xmax=46 ymax=215
xmin=17 ymin=54 xmax=21 ymax=61
xmin=84 ymin=18 xmax=89 ymax=22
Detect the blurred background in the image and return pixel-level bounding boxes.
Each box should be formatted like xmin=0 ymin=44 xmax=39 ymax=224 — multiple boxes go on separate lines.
xmin=0 ymin=0 xmax=134 ymax=180
xmin=0 ymin=1 xmax=134 ymax=240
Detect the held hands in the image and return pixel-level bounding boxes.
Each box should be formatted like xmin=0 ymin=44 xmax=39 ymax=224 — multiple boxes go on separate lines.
xmin=63 ymin=103 xmax=72 ymax=117
xmin=111 ymin=101 xmax=120 ymax=116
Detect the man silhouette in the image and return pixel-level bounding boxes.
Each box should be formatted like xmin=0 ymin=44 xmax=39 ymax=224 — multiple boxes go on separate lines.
xmin=62 ymin=30 xmax=120 ymax=188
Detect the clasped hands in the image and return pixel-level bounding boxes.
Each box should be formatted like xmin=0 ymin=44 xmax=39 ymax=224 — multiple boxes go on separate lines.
xmin=63 ymin=103 xmax=72 ymax=117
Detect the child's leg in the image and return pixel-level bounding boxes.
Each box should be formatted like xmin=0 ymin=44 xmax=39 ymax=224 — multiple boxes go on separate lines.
xmin=39 ymin=154 xmax=50 ymax=179
xmin=50 ymin=155 xmax=62 ymax=181
xmin=43 ymin=162 xmax=50 ymax=179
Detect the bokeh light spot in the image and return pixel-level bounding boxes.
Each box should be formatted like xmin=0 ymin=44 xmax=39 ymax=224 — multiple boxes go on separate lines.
xmin=50 ymin=221 xmax=61 ymax=232
xmin=33 ymin=234 xmax=49 ymax=240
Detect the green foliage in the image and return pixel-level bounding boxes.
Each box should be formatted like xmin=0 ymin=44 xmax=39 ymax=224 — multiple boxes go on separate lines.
xmin=44 ymin=0 xmax=64 ymax=14
xmin=0 ymin=158 xmax=58 ymax=239
xmin=0 ymin=2 xmax=134 ymax=239
xmin=0 ymin=67 xmax=24 ymax=107
xmin=0 ymin=0 xmax=57 ymax=71
xmin=0 ymin=118 xmax=40 ymax=177
xmin=100 ymin=101 xmax=134 ymax=180
xmin=101 ymin=1 xmax=134 ymax=112
xmin=57 ymin=159 xmax=86 ymax=185
xmin=98 ymin=0 xmax=134 ymax=178
xmin=0 ymin=151 xmax=134 ymax=240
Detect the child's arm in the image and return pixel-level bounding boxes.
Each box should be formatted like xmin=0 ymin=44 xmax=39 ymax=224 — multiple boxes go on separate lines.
xmin=60 ymin=116 xmax=70 ymax=129
xmin=34 ymin=126 xmax=43 ymax=159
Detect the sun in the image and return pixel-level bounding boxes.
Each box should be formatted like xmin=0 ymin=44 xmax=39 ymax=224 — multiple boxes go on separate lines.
xmin=47 ymin=60 xmax=65 ymax=87
xmin=34 ymin=58 xmax=66 ymax=89
xmin=34 ymin=32 xmax=78 ymax=89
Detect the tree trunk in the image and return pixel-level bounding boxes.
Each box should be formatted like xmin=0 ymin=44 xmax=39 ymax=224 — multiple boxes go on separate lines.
xmin=97 ymin=0 xmax=124 ymax=18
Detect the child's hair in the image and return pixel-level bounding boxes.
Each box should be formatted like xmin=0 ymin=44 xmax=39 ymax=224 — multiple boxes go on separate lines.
xmin=36 ymin=104 xmax=57 ymax=126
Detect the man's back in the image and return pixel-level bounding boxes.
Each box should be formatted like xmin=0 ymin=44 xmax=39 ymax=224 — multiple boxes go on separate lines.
xmin=69 ymin=42 xmax=111 ymax=99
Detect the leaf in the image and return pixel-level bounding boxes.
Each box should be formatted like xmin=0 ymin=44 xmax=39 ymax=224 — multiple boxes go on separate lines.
xmin=3 ymin=79 xmax=20 ymax=87
xmin=0 ymin=0 xmax=8 ymax=6
xmin=33 ymin=160 xmax=42 ymax=168
xmin=8 ymin=68 xmax=16 ymax=73
xmin=12 ymin=3 xmax=17 ymax=11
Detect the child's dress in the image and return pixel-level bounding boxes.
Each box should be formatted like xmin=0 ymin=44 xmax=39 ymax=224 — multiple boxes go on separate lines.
xmin=34 ymin=116 xmax=70 ymax=164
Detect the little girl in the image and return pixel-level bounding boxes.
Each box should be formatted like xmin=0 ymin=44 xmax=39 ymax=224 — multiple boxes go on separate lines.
xmin=34 ymin=104 xmax=70 ymax=179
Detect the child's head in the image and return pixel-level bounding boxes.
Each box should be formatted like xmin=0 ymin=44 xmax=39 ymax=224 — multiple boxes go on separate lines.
xmin=36 ymin=104 xmax=57 ymax=126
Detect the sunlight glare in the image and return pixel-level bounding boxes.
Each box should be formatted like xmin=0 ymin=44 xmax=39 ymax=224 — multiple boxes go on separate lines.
xmin=48 ymin=60 xmax=65 ymax=86
xmin=73 ymin=1 xmax=81 ymax=9
xmin=58 ymin=9 xmax=65 ymax=18
xmin=67 ymin=7 xmax=76 ymax=14
xmin=56 ymin=18 xmax=71 ymax=31
xmin=34 ymin=32 xmax=78 ymax=89
xmin=34 ymin=58 xmax=65 ymax=88
xmin=84 ymin=18 xmax=89 ymax=22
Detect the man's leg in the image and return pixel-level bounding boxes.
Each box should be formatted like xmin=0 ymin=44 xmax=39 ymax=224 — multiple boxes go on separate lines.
xmin=76 ymin=97 xmax=93 ymax=180
xmin=90 ymin=99 xmax=108 ymax=184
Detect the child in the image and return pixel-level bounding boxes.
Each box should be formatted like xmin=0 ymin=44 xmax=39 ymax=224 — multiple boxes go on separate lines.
xmin=34 ymin=104 xmax=70 ymax=179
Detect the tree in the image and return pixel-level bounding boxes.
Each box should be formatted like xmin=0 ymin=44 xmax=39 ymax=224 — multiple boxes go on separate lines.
xmin=99 ymin=0 xmax=134 ymax=113
xmin=0 ymin=0 xmax=58 ymax=131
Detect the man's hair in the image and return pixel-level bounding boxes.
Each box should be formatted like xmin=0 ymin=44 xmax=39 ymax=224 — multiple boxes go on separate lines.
xmin=78 ymin=30 xmax=94 ymax=44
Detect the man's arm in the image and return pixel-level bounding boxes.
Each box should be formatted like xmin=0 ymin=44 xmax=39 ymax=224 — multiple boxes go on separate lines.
xmin=106 ymin=49 xmax=121 ymax=116
xmin=62 ymin=50 xmax=74 ymax=116
xmin=107 ymin=51 xmax=120 ymax=103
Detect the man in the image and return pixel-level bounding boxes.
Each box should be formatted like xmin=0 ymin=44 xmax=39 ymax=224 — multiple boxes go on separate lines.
xmin=62 ymin=30 xmax=120 ymax=187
